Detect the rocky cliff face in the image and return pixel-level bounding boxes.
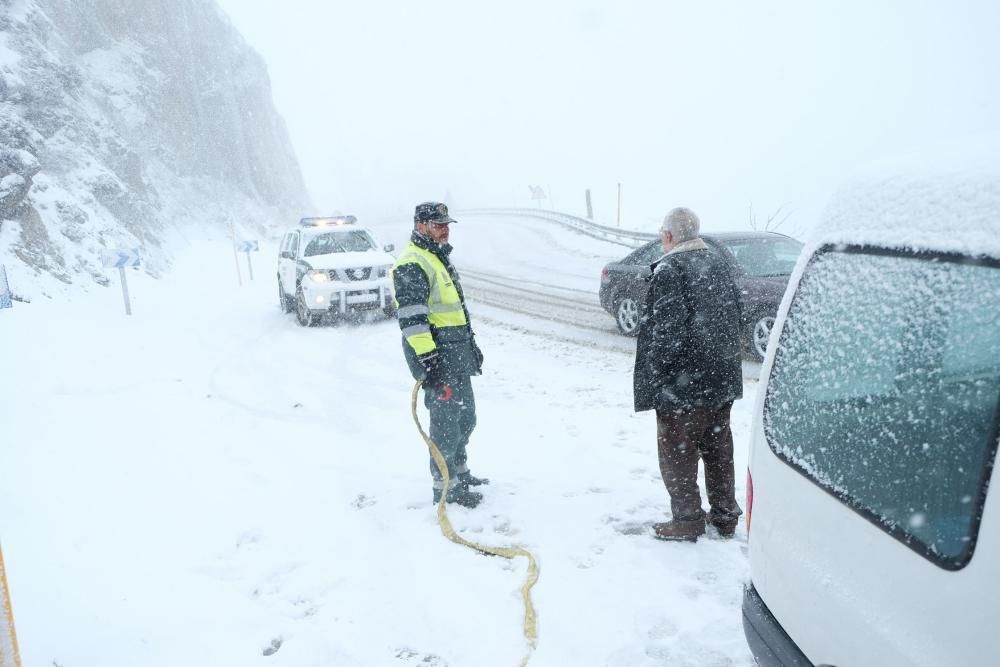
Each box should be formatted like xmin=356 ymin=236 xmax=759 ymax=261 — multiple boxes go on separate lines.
xmin=0 ymin=0 xmax=309 ymax=293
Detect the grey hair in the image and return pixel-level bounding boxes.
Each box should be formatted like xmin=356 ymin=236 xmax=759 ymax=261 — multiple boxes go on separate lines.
xmin=661 ymin=207 xmax=700 ymax=242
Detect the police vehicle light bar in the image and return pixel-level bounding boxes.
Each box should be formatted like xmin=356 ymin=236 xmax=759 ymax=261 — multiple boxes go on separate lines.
xmin=299 ymin=215 xmax=357 ymax=227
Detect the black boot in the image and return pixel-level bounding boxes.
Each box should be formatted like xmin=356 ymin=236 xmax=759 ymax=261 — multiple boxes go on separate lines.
xmin=707 ymin=516 xmax=738 ymax=538
xmin=459 ymin=471 xmax=490 ymax=488
xmin=707 ymin=507 xmax=742 ymax=538
xmin=432 ymin=486 xmax=483 ymax=508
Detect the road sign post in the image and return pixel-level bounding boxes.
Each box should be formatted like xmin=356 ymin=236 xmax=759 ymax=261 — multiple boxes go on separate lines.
xmin=238 ymin=240 xmax=259 ymax=281
xmin=616 ymin=183 xmax=622 ymax=227
xmin=0 ymin=265 xmax=12 ymax=310
xmin=229 ymin=220 xmax=244 ymax=287
xmin=101 ymin=249 xmax=141 ymax=315
xmin=118 ymin=267 xmax=132 ymax=315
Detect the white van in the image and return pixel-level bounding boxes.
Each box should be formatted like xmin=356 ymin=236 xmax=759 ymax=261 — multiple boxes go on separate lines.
xmin=743 ymin=162 xmax=1000 ymax=665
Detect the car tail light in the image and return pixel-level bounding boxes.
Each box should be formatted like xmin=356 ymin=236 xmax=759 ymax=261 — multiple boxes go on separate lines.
xmin=600 ymin=268 xmax=608 ymax=281
xmin=746 ymin=468 xmax=754 ymax=538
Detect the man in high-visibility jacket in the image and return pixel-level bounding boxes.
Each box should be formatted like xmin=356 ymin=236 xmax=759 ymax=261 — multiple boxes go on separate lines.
xmin=392 ymin=201 xmax=487 ymax=508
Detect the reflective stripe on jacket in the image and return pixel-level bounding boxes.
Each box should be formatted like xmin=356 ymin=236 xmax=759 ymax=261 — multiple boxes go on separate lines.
xmin=392 ymin=242 xmax=469 ymax=356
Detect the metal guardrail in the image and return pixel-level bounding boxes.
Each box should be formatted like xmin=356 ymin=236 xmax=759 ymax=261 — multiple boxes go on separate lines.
xmin=457 ymin=208 xmax=658 ymax=249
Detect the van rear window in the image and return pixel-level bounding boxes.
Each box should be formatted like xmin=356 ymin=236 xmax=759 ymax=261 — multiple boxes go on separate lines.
xmin=764 ymin=247 xmax=1000 ymax=570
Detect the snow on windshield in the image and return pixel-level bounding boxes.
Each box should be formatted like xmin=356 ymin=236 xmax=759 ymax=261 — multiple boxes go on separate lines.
xmin=764 ymin=248 xmax=1000 ymax=566
xmin=303 ymin=230 xmax=375 ymax=256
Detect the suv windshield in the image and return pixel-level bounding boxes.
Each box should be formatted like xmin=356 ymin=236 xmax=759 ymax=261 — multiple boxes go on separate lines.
xmin=303 ymin=230 xmax=375 ymax=257
xmin=722 ymin=238 xmax=802 ymax=277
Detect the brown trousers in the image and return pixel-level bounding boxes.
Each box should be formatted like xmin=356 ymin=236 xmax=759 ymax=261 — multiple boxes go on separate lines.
xmin=656 ymin=402 xmax=742 ymax=524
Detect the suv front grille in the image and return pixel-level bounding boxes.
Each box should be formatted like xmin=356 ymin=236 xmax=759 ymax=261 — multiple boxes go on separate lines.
xmin=343 ymin=267 xmax=372 ymax=281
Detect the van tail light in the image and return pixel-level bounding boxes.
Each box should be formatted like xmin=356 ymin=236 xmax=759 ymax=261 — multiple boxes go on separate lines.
xmin=746 ymin=468 xmax=754 ymax=538
xmin=600 ymin=268 xmax=609 ymax=281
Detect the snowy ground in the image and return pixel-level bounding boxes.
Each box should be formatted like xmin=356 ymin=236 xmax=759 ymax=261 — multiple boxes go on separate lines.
xmin=1 ymin=215 xmax=756 ymax=666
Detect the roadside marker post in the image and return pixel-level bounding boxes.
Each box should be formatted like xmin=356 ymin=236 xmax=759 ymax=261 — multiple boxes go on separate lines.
xmin=100 ymin=249 xmax=141 ymax=315
xmin=229 ymin=220 xmax=243 ymax=287
xmin=616 ymin=182 xmax=622 ymax=227
xmin=238 ymin=240 xmax=259 ymax=280
xmin=0 ymin=543 xmax=21 ymax=667
xmin=0 ymin=265 xmax=12 ymax=310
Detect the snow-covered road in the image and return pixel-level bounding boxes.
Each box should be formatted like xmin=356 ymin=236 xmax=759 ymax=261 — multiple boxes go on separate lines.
xmin=1 ymin=214 xmax=755 ymax=666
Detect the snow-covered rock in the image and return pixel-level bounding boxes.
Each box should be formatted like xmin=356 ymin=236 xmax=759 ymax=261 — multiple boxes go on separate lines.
xmin=0 ymin=0 xmax=310 ymax=296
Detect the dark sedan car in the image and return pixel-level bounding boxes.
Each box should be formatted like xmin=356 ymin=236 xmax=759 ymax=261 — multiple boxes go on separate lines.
xmin=599 ymin=232 xmax=803 ymax=360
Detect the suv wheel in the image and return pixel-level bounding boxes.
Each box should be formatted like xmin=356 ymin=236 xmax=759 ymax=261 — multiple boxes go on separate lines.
xmin=295 ymin=287 xmax=317 ymax=327
xmin=615 ymin=295 xmax=641 ymax=336
xmin=749 ymin=314 xmax=775 ymax=361
xmin=278 ymin=278 xmax=292 ymax=313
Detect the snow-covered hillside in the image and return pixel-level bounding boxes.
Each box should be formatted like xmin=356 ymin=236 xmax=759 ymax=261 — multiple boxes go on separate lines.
xmin=0 ymin=0 xmax=309 ymax=299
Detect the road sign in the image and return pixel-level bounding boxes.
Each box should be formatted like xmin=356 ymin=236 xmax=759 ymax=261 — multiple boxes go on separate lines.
xmin=0 ymin=265 xmax=11 ymax=310
xmin=100 ymin=249 xmax=141 ymax=269
xmin=101 ymin=249 xmax=140 ymax=315
xmin=236 ymin=239 xmax=259 ymax=280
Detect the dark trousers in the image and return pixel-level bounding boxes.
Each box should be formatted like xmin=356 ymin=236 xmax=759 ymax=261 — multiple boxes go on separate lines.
xmin=655 ymin=401 xmax=742 ymax=524
xmin=424 ymin=376 xmax=477 ymax=489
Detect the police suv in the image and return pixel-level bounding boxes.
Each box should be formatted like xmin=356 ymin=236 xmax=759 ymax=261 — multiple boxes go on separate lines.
xmin=277 ymin=216 xmax=396 ymax=326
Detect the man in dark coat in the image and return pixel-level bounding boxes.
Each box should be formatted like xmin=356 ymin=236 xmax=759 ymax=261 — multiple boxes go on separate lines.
xmin=633 ymin=207 xmax=744 ymax=541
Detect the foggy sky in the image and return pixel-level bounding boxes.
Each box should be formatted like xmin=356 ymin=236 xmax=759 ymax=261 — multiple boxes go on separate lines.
xmin=216 ymin=0 xmax=1000 ymax=237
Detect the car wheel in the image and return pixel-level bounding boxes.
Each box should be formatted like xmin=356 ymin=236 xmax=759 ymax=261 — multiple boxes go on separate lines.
xmin=295 ymin=287 xmax=316 ymax=327
xmin=749 ymin=314 xmax=776 ymax=361
xmin=615 ymin=295 xmax=641 ymax=336
xmin=278 ymin=278 xmax=292 ymax=313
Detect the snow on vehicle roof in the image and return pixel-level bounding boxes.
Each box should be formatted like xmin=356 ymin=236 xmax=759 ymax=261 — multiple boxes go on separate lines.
xmin=810 ymin=137 xmax=1000 ymax=259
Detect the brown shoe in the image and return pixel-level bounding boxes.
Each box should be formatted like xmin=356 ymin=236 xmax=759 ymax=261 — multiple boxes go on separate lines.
xmin=652 ymin=519 xmax=706 ymax=542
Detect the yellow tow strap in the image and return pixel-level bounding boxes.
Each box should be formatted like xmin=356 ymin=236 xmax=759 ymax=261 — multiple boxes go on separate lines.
xmin=410 ymin=381 xmax=539 ymax=666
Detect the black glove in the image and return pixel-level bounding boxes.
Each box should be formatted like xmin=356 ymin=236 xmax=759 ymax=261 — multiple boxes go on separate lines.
xmin=472 ymin=339 xmax=484 ymax=373
xmin=417 ymin=350 xmax=443 ymax=386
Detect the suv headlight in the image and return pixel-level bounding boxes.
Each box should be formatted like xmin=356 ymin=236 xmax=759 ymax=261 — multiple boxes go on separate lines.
xmin=307 ymin=269 xmax=330 ymax=283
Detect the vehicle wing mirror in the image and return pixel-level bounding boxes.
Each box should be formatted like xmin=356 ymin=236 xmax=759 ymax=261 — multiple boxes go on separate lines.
xmin=384 ymin=244 xmax=395 ymax=253
xmin=280 ymin=250 xmax=293 ymax=259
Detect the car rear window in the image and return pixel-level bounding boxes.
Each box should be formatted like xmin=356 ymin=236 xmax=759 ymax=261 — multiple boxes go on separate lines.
xmin=721 ymin=238 xmax=803 ymax=277
xmin=626 ymin=240 xmax=663 ymax=266
xmin=764 ymin=246 xmax=1000 ymax=569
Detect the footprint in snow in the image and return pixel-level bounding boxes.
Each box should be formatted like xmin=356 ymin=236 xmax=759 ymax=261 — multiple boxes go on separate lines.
xmin=571 ymin=542 xmax=606 ymax=569
xmin=352 ymin=493 xmax=376 ymax=509
xmin=395 ymin=647 xmax=449 ymax=665
xmin=613 ymin=520 xmax=653 ymax=536
xmin=262 ymin=637 xmax=283 ymax=656
xmin=491 ymin=515 xmax=518 ymax=536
